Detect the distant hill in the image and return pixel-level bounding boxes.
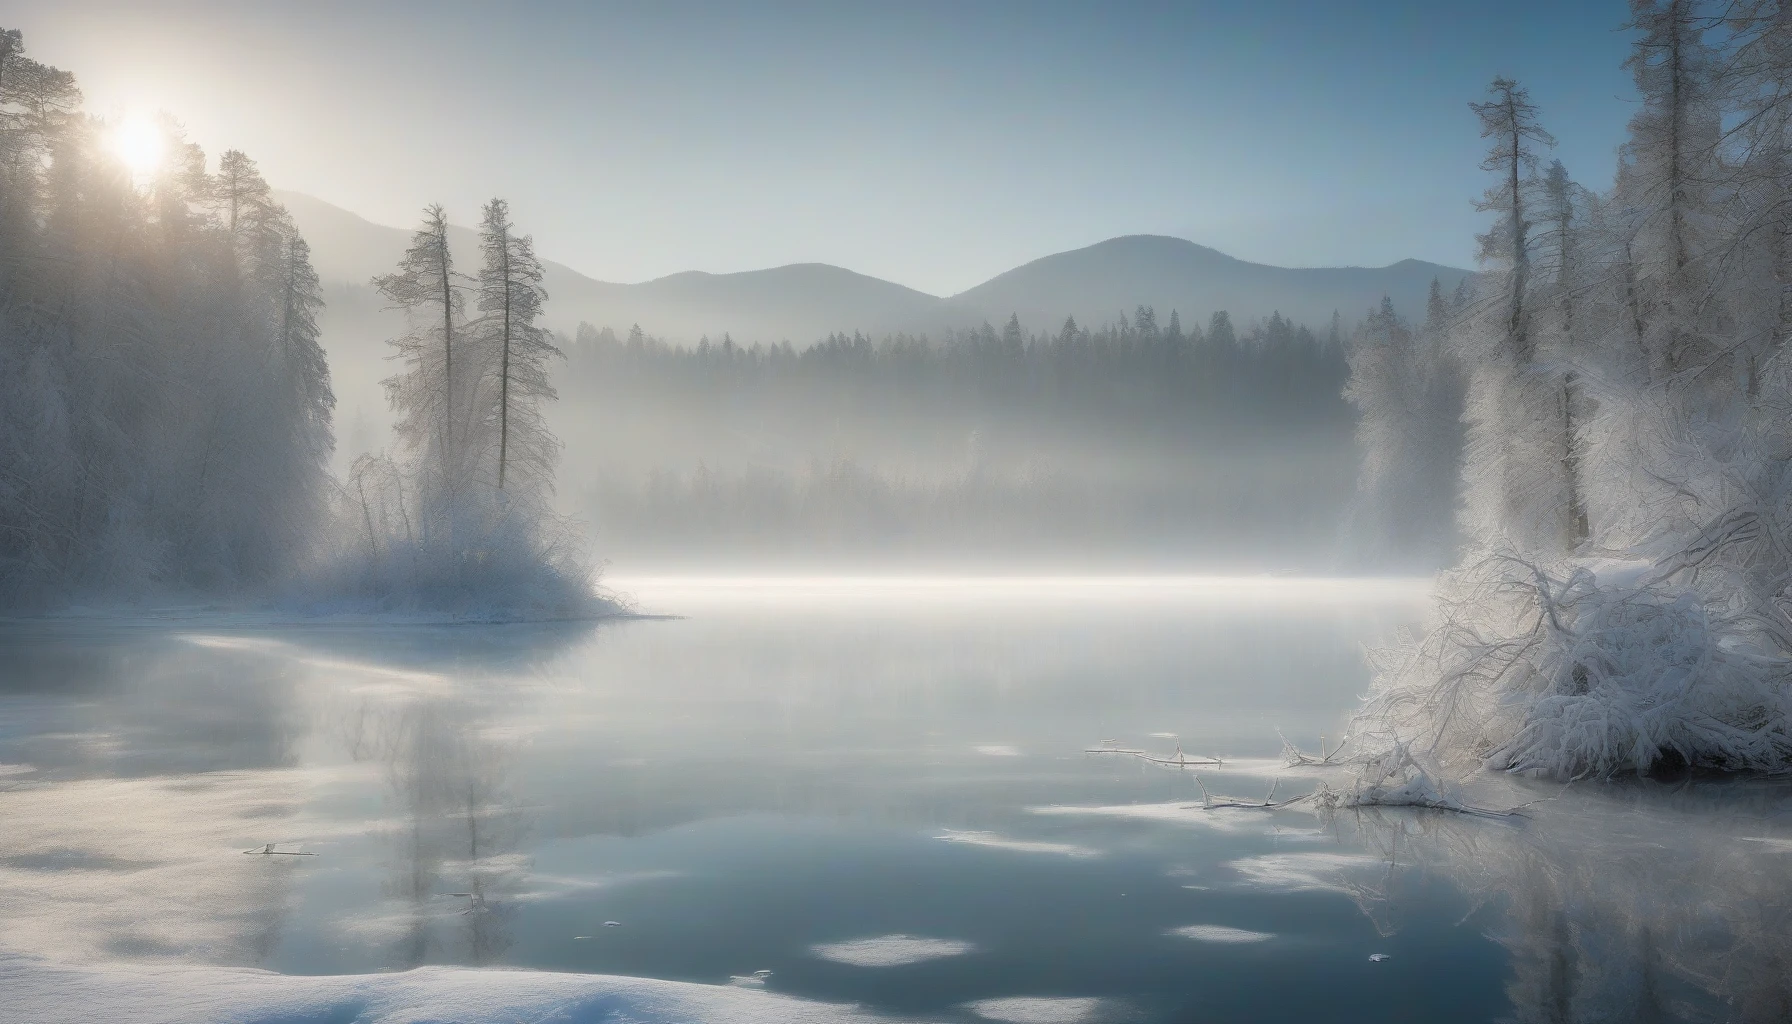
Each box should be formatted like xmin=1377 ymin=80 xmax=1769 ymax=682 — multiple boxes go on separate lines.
xmin=950 ymin=234 xmax=1471 ymax=336
xmin=276 ymin=191 xmax=959 ymax=341
xmin=277 ymin=192 xmax=1470 ymax=344
xmin=595 ymin=264 xmax=953 ymax=343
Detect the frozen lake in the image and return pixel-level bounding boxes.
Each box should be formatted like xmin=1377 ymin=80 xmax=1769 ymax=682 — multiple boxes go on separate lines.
xmin=1 ymin=576 xmax=1789 ymax=1023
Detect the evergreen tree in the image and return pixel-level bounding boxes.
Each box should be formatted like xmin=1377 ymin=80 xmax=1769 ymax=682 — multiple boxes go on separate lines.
xmin=1622 ymin=0 xmax=1726 ymax=383
xmin=0 ymin=27 xmax=333 ymax=602
xmin=1346 ymin=297 xmax=1462 ymax=566
xmin=1057 ymin=315 xmax=1079 ymax=349
xmin=376 ymin=205 xmax=470 ymax=512
xmin=1001 ymin=312 xmax=1025 ymax=354
xmin=215 ymin=149 xmax=274 ymax=235
xmin=351 ymin=202 xmax=593 ymax=614
xmin=1460 ymin=76 xmax=1569 ymax=552
xmin=476 ymin=198 xmax=561 ymax=495
xmin=1133 ymin=304 xmax=1158 ymax=339
xmin=1536 ymin=160 xmax=1590 ymax=544
xmin=1207 ymin=311 xmax=1236 ymax=349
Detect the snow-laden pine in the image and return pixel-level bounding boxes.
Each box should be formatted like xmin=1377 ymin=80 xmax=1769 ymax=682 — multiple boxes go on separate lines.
xmin=1354 ymin=1 xmax=1792 ymax=780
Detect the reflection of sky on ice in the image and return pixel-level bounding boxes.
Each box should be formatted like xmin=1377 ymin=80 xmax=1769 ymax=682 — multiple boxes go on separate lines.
xmin=1 ymin=579 xmax=1787 ymax=1021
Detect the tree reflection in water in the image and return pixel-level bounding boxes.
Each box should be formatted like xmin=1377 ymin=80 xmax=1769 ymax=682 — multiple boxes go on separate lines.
xmin=1339 ymin=778 xmax=1792 ymax=1023
xmin=360 ymin=691 xmax=525 ymax=970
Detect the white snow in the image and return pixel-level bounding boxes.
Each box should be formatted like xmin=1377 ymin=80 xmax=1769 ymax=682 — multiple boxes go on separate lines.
xmin=963 ymin=996 xmax=1108 ymax=1023
xmin=1224 ymin=852 xmax=1384 ymax=894
xmin=933 ymin=830 xmax=1100 ymax=857
xmin=0 ymin=954 xmax=898 ymax=1024
xmin=810 ymin=934 xmax=976 ymax=967
xmin=1167 ymin=924 xmax=1274 ymax=943
xmin=511 ymin=869 xmax=681 ymax=903
xmin=1030 ymin=801 xmax=1276 ymax=833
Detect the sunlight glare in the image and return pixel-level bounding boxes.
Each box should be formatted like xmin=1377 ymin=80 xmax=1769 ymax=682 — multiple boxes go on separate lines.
xmin=106 ymin=117 xmax=163 ymax=177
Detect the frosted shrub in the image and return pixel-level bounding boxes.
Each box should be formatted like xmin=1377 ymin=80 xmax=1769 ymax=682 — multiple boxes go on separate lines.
xmin=1361 ymin=556 xmax=1792 ymax=780
xmin=308 ymin=455 xmax=608 ymax=621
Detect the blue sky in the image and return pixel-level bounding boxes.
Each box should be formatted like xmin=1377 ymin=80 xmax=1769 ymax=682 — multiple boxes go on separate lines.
xmin=15 ymin=0 xmax=1635 ymax=294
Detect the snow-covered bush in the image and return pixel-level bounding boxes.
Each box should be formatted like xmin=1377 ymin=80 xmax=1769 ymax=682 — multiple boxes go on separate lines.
xmin=1360 ymin=556 xmax=1792 ymax=779
xmin=308 ymin=454 xmax=609 ymax=620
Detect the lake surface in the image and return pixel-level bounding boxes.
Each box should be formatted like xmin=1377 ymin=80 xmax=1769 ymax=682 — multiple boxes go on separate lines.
xmin=2 ymin=577 xmax=1791 ymax=1023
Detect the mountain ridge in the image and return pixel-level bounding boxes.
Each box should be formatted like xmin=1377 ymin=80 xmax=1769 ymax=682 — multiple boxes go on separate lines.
xmin=276 ymin=191 xmax=1471 ymax=342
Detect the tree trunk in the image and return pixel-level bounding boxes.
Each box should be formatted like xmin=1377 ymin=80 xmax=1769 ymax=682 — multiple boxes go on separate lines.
xmin=438 ymin=226 xmax=453 ymax=490
xmin=497 ymin=227 xmax=512 ymax=492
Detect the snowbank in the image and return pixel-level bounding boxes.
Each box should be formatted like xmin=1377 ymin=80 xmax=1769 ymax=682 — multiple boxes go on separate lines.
xmin=0 ymin=954 xmax=914 ymax=1024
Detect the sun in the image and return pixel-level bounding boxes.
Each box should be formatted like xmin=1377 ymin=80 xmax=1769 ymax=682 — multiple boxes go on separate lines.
xmin=106 ymin=117 xmax=164 ymax=177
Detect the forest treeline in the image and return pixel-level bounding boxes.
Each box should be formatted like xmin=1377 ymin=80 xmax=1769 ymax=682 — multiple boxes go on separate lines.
xmin=0 ymin=29 xmax=333 ymax=604
xmin=554 ymin=307 xmax=1367 ymax=566
xmin=569 ymin=306 xmax=1347 ymax=437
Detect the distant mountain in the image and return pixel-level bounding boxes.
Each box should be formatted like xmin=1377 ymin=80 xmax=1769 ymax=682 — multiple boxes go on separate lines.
xmin=950 ymin=234 xmax=1471 ymax=336
xmin=586 ymin=264 xmax=951 ymax=343
xmin=276 ymin=191 xmax=958 ymax=341
xmin=277 ymin=192 xmax=1470 ymax=344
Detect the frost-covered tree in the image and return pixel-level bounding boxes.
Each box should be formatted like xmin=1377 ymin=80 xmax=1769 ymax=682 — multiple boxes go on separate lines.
xmin=216 ymin=148 xmax=274 ymax=235
xmin=1345 ymin=292 xmax=1464 ymax=567
xmin=377 ymin=205 xmax=475 ymax=515
xmin=1534 ymin=159 xmax=1591 ymax=544
xmin=334 ymin=201 xmax=597 ymax=618
xmin=475 ymin=198 xmax=561 ymax=495
xmin=1622 ymin=0 xmax=1727 ymax=384
xmin=1472 ymin=78 xmax=1551 ymax=367
xmin=0 ymin=28 xmax=334 ymax=605
xmin=1458 ymin=77 xmax=1574 ymax=554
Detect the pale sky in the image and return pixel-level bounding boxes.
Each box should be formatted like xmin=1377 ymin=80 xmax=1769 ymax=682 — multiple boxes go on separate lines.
xmin=13 ymin=0 xmax=1634 ymax=295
